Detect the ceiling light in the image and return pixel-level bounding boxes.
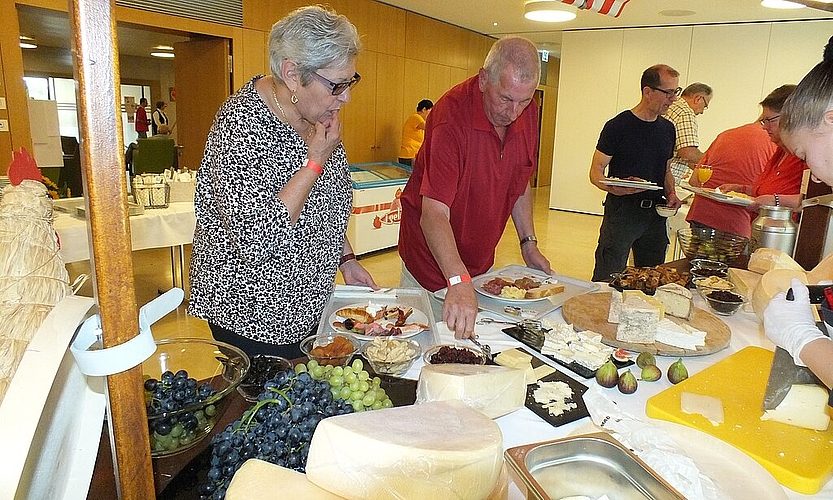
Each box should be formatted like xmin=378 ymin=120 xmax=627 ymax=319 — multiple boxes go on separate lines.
xmin=761 ymin=0 xmax=805 ymax=8
xmin=20 ymin=42 xmax=37 ymax=49
xmin=153 ymin=45 xmax=175 ymax=51
xmin=151 ymin=52 xmax=175 ymax=58
xmin=19 ymin=35 xmax=35 ymax=41
xmin=524 ymin=0 xmax=577 ymax=22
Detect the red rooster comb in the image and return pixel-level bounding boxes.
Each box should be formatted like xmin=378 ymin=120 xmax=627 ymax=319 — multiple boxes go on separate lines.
xmin=8 ymin=147 xmax=42 ymax=186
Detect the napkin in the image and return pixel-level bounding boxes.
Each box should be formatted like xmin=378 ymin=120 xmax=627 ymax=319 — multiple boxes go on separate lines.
xmin=435 ymin=318 xmax=524 ymax=354
xmin=583 ymin=387 xmax=720 ymax=500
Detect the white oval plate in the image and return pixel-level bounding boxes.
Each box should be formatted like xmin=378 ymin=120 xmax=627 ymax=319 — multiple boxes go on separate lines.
xmin=329 ymin=302 xmax=429 ymax=341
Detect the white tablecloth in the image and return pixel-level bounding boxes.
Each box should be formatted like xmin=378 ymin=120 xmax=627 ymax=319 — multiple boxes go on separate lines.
xmin=406 ymin=294 xmax=828 ymax=500
xmin=53 ymin=202 xmax=196 ymax=263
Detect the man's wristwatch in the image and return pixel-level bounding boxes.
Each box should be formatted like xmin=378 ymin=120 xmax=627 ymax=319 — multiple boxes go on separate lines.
xmin=519 ymin=235 xmax=538 ymax=247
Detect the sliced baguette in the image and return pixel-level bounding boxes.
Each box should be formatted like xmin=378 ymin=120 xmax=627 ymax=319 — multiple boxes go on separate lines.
xmin=525 ymin=283 xmax=565 ymax=299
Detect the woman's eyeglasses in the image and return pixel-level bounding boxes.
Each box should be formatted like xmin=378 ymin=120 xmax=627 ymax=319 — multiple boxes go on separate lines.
xmin=759 ymin=114 xmax=780 ymax=126
xmin=650 ymin=86 xmax=682 ymax=97
xmin=310 ymin=72 xmax=361 ymax=95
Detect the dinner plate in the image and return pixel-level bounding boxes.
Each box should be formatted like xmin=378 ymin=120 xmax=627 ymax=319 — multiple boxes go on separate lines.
xmin=472 ymin=273 xmax=553 ymax=303
xmin=690 ymin=186 xmax=754 ymax=206
xmin=600 ymin=178 xmax=663 ymax=191
xmin=328 ymin=302 xmax=429 ymax=341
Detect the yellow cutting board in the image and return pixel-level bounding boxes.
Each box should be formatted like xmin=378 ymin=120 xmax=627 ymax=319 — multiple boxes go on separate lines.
xmin=646 ymin=346 xmax=833 ymax=495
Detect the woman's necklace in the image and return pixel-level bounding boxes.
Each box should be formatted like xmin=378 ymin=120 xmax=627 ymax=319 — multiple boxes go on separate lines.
xmin=271 ymin=80 xmax=314 ymax=140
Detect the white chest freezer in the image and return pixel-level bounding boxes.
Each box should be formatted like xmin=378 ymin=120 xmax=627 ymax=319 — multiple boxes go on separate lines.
xmin=347 ymin=162 xmax=412 ymax=256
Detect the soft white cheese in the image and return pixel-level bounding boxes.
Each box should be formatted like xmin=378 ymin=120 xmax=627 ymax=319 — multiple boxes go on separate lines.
xmin=306 ymin=401 xmax=504 ymax=500
xmin=532 ymin=380 xmax=576 ymax=417
xmin=655 ymin=319 xmax=706 ymax=350
xmin=226 ymin=460 xmax=343 ymax=499
xmin=540 ymin=320 xmax=614 ymax=370
xmin=680 ymin=392 xmax=724 ymax=426
xmin=760 ymin=384 xmax=831 ymax=431
xmin=415 ymin=364 xmax=526 ymax=418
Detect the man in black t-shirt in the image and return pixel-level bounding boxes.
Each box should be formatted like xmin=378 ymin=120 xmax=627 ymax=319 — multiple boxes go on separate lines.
xmin=589 ymin=64 xmax=682 ymax=282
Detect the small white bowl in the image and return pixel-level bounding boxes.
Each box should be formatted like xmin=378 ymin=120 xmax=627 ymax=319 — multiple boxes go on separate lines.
xmin=655 ymin=204 xmax=678 ymax=217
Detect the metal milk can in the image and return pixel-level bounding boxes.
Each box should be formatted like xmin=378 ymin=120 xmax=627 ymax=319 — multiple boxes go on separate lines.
xmin=750 ymin=205 xmax=797 ymax=255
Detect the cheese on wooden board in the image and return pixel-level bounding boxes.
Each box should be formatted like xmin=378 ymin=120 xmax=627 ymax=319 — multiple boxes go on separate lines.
xmin=616 ymin=295 xmax=660 ymax=343
xmin=608 ymin=290 xmax=623 ymax=323
xmin=680 ymin=392 xmax=724 ymax=426
xmin=751 ymin=269 xmax=808 ymax=319
xmin=747 ymin=248 xmax=805 ymax=274
xmin=306 ymin=401 xmax=504 ymax=500
xmin=415 ymin=364 xmax=526 ymax=418
xmin=655 ymin=319 xmax=706 ymax=350
xmin=760 ymin=384 xmax=831 ymax=431
xmin=622 ymin=290 xmax=665 ymax=320
xmin=727 ymin=268 xmax=761 ymax=298
xmin=226 ymin=460 xmax=345 ymax=499
xmin=653 ymin=283 xmax=692 ymax=320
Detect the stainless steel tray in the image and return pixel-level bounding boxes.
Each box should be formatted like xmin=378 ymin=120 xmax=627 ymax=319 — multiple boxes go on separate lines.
xmin=505 ymin=433 xmax=685 ymax=500
xmin=433 ymin=265 xmax=599 ymax=320
xmin=317 ymin=285 xmax=439 ymax=352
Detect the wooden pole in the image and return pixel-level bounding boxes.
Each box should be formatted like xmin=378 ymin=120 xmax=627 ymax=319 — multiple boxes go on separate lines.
xmin=68 ymin=0 xmax=155 ymax=497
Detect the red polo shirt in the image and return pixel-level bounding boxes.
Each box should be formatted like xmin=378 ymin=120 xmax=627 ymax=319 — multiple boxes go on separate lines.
xmin=398 ymin=75 xmax=539 ymax=291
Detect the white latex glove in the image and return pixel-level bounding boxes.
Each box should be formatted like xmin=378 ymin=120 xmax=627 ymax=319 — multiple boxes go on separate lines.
xmin=763 ymin=278 xmax=827 ymax=367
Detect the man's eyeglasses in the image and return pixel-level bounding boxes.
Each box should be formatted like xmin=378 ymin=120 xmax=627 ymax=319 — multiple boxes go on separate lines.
xmin=650 ymin=86 xmax=682 ymax=97
xmin=310 ymin=72 xmax=361 ymax=95
xmin=759 ymin=114 xmax=780 ymax=126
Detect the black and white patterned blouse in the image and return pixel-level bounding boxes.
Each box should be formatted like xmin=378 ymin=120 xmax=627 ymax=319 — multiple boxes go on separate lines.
xmin=188 ymin=76 xmax=352 ymax=345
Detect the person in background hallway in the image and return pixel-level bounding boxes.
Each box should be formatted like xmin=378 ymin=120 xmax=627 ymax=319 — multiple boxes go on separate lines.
xmin=589 ymin=64 xmax=682 ymax=282
xmin=663 ymin=82 xmax=713 ymax=185
xmin=188 ymin=5 xmax=375 ymax=360
xmin=398 ymin=36 xmax=552 ymax=340
xmin=764 ymin=35 xmax=833 ymax=394
xmin=135 ymin=97 xmax=150 ymax=138
xmin=398 ymin=99 xmax=433 ymax=166
xmin=686 ymin=121 xmax=776 ymax=239
xmin=719 ymin=85 xmax=808 ymax=214
xmin=152 ymin=100 xmax=169 ymax=136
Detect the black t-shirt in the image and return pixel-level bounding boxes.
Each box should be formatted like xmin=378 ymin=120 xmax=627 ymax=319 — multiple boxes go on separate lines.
xmin=597 ymin=110 xmax=675 ymax=196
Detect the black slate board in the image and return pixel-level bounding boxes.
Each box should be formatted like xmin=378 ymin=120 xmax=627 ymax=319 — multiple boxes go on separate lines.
xmin=502 ymin=326 xmax=633 ymax=379
xmin=525 ymin=370 xmax=589 ymax=427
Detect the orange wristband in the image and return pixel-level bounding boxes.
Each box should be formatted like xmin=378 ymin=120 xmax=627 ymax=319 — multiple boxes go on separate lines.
xmin=447 ymin=274 xmax=472 ymax=287
xmin=305 ymin=159 xmax=323 ymax=176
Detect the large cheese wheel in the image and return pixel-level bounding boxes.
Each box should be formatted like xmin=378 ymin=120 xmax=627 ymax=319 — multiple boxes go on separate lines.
xmin=416 ymin=363 xmax=526 ymax=418
xmin=226 ymin=460 xmax=344 ymax=499
xmin=751 ymin=269 xmax=808 ymax=319
xmin=747 ymin=248 xmax=805 ymax=275
xmin=807 ymin=252 xmax=833 ymax=284
xmin=306 ymin=400 xmax=504 ymax=500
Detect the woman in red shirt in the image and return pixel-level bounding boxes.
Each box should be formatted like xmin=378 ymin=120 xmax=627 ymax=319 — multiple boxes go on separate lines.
xmin=721 ymin=85 xmax=808 ymax=212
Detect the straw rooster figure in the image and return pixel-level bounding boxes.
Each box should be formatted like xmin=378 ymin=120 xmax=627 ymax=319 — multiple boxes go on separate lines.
xmin=0 ymin=147 xmax=70 ymax=402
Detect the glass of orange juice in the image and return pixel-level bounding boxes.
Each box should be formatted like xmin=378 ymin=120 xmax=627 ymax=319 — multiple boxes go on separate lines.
xmin=697 ymin=165 xmax=713 ymax=184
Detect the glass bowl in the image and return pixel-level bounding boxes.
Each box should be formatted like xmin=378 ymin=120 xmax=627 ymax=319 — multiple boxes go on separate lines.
xmin=690 ymin=258 xmax=729 ymax=272
xmin=237 ymin=354 xmax=293 ymax=402
xmin=703 ymin=290 xmax=745 ymax=316
xmin=300 ymin=332 xmax=360 ymax=367
xmin=655 ymin=204 xmax=678 ymax=217
xmin=423 ymin=344 xmax=487 ymax=365
xmin=360 ymin=338 xmax=421 ymax=377
xmin=143 ymin=338 xmax=250 ymax=458
xmin=677 ymin=227 xmax=748 ymax=265
xmin=692 ymin=276 xmax=735 ymax=299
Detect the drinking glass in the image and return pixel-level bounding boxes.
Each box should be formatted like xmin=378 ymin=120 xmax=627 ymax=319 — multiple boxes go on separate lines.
xmin=697 ymin=165 xmax=713 ymax=184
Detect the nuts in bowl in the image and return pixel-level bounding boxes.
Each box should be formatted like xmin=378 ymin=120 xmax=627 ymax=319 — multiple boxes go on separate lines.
xmin=361 ymin=337 xmax=421 ymax=377
xmin=300 ymin=332 xmax=360 ymax=367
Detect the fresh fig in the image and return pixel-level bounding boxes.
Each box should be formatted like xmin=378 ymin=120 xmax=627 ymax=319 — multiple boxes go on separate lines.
xmin=595 ymin=359 xmax=619 ymax=388
xmin=640 ymin=364 xmax=662 ymax=382
xmin=667 ymin=358 xmax=689 ymax=384
xmin=636 ymin=351 xmax=656 ymax=368
xmin=617 ymin=369 xmax=638 ymax=394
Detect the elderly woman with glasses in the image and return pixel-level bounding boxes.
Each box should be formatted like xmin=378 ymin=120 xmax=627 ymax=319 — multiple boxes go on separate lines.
xmin=718 ymin=85 xmax=808 ymax=213
xmin=189 ymin=5 xmax=376 ymax=359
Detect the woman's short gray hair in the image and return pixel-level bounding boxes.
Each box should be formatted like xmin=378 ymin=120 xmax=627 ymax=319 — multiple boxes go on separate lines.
xmin=269 ymin=5 xmax=361 ymax=86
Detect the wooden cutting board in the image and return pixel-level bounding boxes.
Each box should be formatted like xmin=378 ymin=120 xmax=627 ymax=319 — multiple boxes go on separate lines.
xmin=646 ymin=346 xmax=833 ymax=495
xmin=562 ymin=291 xmax=730 ymax=356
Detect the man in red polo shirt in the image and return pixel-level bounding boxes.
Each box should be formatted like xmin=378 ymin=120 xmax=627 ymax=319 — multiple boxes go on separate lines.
xmin=398 ymin=36 xmax=552 ymax=340
xmin=135 ymin=97 xmax=150 ymax=138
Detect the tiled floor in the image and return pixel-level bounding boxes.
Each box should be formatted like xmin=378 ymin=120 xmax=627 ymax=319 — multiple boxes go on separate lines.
xmin=66 ymin=186 xmax=603 ymax=341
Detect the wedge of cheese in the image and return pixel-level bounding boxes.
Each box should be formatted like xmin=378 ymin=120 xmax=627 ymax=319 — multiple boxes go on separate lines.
xmin=760 ymin=384 xmax=831 ymax=431
xmin=608 ymin=290 xmax=623 ymax=323
xmin=306 ymin=401 xmax=504 ymax=500
xmin=622 ymin=290 xmax=665 ymax=320
xmin=616 ymin=294 xmax=661 ymax=343
xmin=653 ymin=283 xmax=693 ymax=320
xmin=226 ymin=460 xmax=344 ymax=499
xmin=494 ymin=348 xmax=536 ymax=384
xmin=748 ymin=248 xmax=805 ymax=274
xmin=416 ymin=364 xmax=526 ymax=418
xmin=681 ymin=392 xmax=724 ymax=426
xmin=751 ymin=269 xmax=808 ymax=319
xmin=808 ymin=252 xmax=833 ymax=284
xmin=727 ymin=268 xmax=762 ymax=298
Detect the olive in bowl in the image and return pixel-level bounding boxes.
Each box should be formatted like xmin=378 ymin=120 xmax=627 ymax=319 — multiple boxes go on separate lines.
xmin=704 ymin=290 xmax=745 ymax=316
xmin=237 ymin=354 xmax=293 ymax=402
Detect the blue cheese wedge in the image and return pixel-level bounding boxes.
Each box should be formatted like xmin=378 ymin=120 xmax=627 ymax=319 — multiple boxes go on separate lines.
xmin=608 ymin=290 xmax=623 ymax=324
xmin=616 ymin=295 xmax=660 ymax=343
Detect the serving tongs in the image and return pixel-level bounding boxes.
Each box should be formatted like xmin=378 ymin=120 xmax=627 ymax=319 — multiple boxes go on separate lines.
xmin=469 ymin=335 xmax=492 ymax=358
xmin=476 ymin=317 xmax=542 ymax=330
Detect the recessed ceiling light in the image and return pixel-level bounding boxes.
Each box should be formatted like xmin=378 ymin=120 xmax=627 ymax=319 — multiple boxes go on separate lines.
xmin=660 ymin=10 xmax=696 ymax=17
xmin=151 ymin=52 xmax=175 ymax=58
xmin=20 ymin=42 xmax=37 ymax=49
xmin=493 ymin=22 xmax=498 ymax=26
xmin=19 ymin=35 xmax=35 ymax=41
xmin=761 ymin=0 xmax=805 ymax=8
xmin=524 ymin=0 xmax=577 ymax=23
xmin=153 ymin=45 xmax=175 ymax=51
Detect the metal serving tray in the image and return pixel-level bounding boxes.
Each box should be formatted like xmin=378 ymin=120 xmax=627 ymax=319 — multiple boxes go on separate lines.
xmin=434 ymin=265 xmax=599 ymax=320
xmin=505 ymin=433 xmax=685 ymax=500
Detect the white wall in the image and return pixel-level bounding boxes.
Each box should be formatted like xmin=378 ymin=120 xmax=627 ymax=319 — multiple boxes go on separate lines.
xmin=550 ymin=19 xmax=833 ymax=215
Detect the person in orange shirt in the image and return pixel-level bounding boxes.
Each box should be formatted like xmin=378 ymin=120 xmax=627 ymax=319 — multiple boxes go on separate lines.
xmin=398 ymin=99 xmax=433 ymax=166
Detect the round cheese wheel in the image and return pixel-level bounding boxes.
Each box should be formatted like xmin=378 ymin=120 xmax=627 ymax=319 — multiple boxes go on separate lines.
xmin=751 ymin=269 xmax=808 ymax=319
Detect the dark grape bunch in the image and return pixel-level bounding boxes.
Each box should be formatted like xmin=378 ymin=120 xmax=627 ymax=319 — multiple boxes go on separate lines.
xmin=198 ymin=369 xmax=353 ymax=499
xmin=144 ymin=369 xmax=217 ymax=453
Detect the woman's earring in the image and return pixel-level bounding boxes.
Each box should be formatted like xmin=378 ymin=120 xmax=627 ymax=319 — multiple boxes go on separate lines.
xmin=290 ymin=93 xmax=298 ymax=104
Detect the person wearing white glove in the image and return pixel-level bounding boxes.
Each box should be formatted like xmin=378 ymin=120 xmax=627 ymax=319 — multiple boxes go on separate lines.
xmin=764 ymin=278 xmax=833 ymax=389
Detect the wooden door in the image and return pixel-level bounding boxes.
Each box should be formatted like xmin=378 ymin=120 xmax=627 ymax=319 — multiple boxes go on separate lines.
xmin=174 ymin=38 xmax=230 ymax=170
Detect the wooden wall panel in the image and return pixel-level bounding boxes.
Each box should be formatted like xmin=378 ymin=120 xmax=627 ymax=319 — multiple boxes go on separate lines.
xmin=428 ymin=63 xmax=452 ymax=103
xmin=402 ymin=58 xmax=429 ymax=120
xmin=342 ymin=52 xmax=377 ymax=164
xmin=374 ymin=53 xmax=405 ymax=162
xmin=240 ymin=28 xmax=267 ymax=87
